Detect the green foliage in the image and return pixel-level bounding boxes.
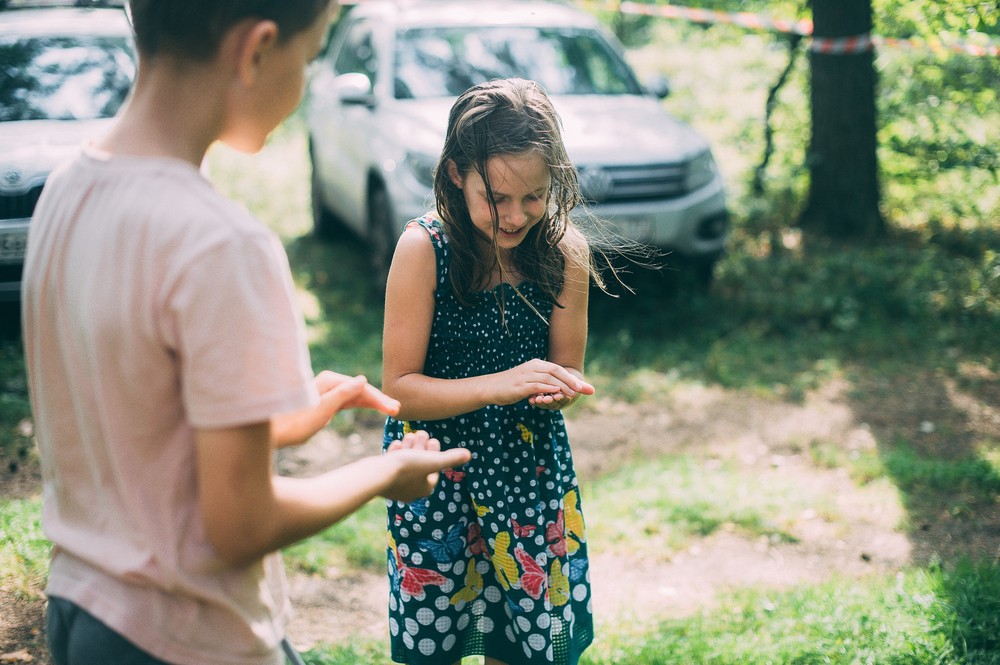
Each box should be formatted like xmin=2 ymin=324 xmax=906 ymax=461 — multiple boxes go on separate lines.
xmin=876 ymin=0 xmax=1000 ymax=38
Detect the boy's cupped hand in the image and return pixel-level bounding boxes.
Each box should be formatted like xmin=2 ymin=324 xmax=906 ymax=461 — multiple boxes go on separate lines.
xmin=383 ymin=430 xmax=472 ymax=502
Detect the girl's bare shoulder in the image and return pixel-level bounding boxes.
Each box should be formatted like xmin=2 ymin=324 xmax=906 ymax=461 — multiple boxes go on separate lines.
xmin=559 ymin=224 xmax=591 ymax=271
xmin=388 ymin=222 xmax=438 ymax=285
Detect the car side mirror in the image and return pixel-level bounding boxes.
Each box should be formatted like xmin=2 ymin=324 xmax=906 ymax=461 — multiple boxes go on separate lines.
xmin=645 ymin=74 xmax=671 ymax=99
xmin=335 ymin=72 xmax=375 ymax=107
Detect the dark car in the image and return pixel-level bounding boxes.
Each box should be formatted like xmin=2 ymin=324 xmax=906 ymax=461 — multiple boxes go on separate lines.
xmin=0 ymin=4 xmax=136 ymax=301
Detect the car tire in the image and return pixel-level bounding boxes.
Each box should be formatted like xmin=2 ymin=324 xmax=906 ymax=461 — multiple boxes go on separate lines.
xmin=368 ymin=183 xmax=395 ymax=291
xmin=309 ymin=142 xmax=345 ymax=240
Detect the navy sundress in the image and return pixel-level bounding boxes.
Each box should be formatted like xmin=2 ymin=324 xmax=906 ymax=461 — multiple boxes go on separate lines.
xmin=383 ymin=216 xmax=594 ymax=665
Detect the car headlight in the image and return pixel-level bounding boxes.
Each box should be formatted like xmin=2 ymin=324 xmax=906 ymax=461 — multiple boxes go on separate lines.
xmin=684 ymin=150 xmax=717 ymax=193
xmin=404 ymin=151 xmax=437 ymax=189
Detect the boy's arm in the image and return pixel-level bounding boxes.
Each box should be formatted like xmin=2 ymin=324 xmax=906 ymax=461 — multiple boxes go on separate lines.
xmin=382 ymin=227 xmax=589 ymax=421
xmin=196 ymin=425 xmax=469 ymax=567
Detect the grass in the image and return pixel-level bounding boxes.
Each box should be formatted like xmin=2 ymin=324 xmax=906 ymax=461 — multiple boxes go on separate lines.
xmin=579 ymin=562 xmax=1000 ymax=665
xmin=0 ymin=498 xmax=47 ymax=596
xmin=585 ymin=454 xmax=820 ymax=555
xmin=283 ymin=500 xmax=387 ymax=574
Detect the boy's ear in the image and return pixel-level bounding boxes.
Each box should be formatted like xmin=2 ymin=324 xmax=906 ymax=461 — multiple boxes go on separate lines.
xmin=236 ymin=19 xmax=279 ymax=86
xmin=446 ymin=160 xmax=463 ymax=189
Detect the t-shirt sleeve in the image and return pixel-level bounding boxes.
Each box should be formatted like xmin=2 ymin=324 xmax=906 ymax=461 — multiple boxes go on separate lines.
xmin=168 ymin=230 xmax=318 ymax=429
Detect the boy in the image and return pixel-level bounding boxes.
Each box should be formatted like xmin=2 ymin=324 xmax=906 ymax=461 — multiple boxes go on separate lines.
xmin=21 ymin=2 xmax=470 ymax=663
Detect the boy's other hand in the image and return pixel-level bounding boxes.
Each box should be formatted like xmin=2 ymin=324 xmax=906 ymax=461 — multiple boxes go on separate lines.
xmin=272 ymin=372 xmax=401 ymax=447
xmin=382 ymin=430 xmax=471 ymax=502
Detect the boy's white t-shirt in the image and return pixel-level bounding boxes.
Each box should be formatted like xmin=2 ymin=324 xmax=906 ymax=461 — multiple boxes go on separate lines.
xmin=22 ymin=147 xmax=318 ymax=665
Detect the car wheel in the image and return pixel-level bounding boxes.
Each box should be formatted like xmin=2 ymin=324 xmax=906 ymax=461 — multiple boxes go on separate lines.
xmin=309 ymin=142 xmax=344 ymax=240
xmin=368 ymin=184 xmax=395 ymax=291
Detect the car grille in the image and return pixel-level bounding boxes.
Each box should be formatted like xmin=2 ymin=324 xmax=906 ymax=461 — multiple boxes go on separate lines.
xmin=577 ymin=163 xmax=686 ymax=204
xmin=0 ymin=185 xmax=44 ymax=221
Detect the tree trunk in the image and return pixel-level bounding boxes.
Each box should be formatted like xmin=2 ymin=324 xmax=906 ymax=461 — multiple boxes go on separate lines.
xmin=801 ymin=0 xmax=884 ymax=239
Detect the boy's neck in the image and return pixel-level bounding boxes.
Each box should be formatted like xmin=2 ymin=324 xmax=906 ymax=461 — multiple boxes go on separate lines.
xmin=98 ymin=61 xmax=226 ymax=167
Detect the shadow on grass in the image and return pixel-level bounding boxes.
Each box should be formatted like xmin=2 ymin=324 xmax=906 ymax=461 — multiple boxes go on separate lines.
xmin=846 ymin=366 xmax=1000 ymax=660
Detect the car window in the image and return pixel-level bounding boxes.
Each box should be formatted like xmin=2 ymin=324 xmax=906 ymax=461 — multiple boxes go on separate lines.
xmin=394 ymin=26 xmax=643 ymax=99
xmin=0 ymin=34 xmax=135 ymax=122
xmin=333 ymin=20 xmax=378 ymax=84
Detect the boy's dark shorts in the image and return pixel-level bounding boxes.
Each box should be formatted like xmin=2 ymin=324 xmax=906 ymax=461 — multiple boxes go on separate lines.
xmin=46 ymin=596 xmax=173 ymax=665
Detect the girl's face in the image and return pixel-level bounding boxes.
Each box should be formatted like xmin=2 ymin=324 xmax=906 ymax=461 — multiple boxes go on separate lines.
xmin=450 ymin=151 xmax=551 ymax=257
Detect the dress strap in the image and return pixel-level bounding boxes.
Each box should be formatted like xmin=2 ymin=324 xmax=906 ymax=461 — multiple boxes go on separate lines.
xmin=405 ymin=215 xmax=448 ymax=287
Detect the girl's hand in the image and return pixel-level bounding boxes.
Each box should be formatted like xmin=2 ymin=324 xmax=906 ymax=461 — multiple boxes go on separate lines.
xmin=529 ymin=391 xmax=571 ymax=410
xmin=382 ymin=430 xmax=472 ymax=502
xmin=494 ymin=359 xmax=594 ymax=406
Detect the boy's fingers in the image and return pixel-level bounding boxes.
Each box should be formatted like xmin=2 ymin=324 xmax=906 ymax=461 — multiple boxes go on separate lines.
xmin=313 ymin=370 xmax=352 ymax=393
xmin=318 ymin=376 xmax=367 ymax=409
xmin=438 ymin=448 xmax=471 ymax=468
xmin=314 ymin=373 xmax=400 ymax=416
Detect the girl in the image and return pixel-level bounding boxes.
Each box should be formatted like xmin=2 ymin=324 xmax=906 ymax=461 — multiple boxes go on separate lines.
xmin=381 ymin=78 xmax=600 ymax=665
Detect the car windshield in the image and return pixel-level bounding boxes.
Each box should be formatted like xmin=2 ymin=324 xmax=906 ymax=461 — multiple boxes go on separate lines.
xmin=394 ymin=26 xmax=643 ymax=99
xmin=0 ymin=34 xmax=135 ymax=122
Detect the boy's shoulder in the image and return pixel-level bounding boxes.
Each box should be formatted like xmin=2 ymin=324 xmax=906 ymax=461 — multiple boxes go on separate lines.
xmin=41 ymin=148 xmax=273 ymax=270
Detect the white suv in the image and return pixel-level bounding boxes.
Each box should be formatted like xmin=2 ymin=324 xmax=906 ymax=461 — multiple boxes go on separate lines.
xmin=0 ymin=3 xmax=136 ymax=302
xmin=306 ymin=0 xmax=729 ymax=281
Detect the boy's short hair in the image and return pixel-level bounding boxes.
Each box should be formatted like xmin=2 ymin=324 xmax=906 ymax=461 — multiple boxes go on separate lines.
xmin=128 ymin=0 xmax=332 ymax=60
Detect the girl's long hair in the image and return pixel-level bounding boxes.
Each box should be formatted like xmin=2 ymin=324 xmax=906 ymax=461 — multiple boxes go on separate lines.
xmin=434 ymin=78 xmax=583 ymax=306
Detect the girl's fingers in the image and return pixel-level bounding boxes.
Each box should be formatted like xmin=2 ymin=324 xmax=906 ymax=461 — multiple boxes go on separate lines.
xmin=399 ymin=430 xmax=437 ymax=451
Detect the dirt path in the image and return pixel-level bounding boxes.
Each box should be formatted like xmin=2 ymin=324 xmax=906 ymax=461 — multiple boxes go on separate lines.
xmin=275 ymin=378 xmax=919 ymax=651
xmin=4 ymin=374 xmax=998 ymax=661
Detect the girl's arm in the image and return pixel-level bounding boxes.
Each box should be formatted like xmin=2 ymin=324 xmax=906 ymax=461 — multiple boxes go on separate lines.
xmin=382 ymin=226 xmax=591 ymax=421
xmin=530 ymin=227 xmax=594 ymax=409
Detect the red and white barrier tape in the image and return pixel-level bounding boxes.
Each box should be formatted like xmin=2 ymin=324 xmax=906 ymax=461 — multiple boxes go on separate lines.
xmin=611 ymin=1 xmax=1000 ymax=57
xmin=616 ymin=1 xmax=812 ymax=35
xmin=810 ymin=34 xmax=873 ymax=54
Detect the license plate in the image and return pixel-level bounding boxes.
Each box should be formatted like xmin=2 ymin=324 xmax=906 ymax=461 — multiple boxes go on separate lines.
xmin=0 ymin=227 xmax=28 ymax=262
